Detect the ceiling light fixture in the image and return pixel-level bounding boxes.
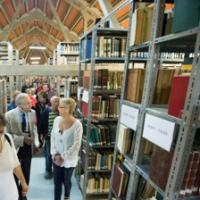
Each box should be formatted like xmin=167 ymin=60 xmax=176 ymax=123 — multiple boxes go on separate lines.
xmin=29 ymin=46 xmax=47 ymax=50
xmin=30 ymin=57 xmax=41 ymax=60
xmin=31 ymin=61 xmax=40 ymax=65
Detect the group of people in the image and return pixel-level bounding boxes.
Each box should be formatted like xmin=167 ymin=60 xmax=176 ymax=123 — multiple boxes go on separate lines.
xmin=0 ymin=81 xmax=83 ymax=200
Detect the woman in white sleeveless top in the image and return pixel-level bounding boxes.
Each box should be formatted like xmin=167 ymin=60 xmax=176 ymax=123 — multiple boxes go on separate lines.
xmin=0 ymin=113 xmax=28 ymax=200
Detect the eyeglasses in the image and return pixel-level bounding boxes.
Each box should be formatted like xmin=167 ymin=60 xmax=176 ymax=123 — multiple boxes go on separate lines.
xmin=58 ymin=106 xmax=67 ymax=109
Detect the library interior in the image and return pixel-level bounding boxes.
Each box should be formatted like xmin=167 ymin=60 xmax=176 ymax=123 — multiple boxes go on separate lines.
xmin=0 ymin=0 xmax=200 ymax=200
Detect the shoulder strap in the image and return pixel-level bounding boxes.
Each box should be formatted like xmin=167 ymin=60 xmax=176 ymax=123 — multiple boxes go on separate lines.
xmin=5 ymin=134 xmax=12 ymax=147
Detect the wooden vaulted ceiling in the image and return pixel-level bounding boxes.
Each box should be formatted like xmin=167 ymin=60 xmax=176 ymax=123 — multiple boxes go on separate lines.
xmin=0 ymin=0 xmax=130 ymax=64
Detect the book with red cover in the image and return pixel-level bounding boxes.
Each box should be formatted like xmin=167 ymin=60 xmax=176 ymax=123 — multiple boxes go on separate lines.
xmin=81 ymin=102 xmax=88 ymax=118
xmin=168 ymin=75 xmax=190 ymax=118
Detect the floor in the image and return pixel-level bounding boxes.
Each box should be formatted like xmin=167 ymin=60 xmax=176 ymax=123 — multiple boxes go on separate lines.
xmin=27 ymin=157 xmax=82 ymax=200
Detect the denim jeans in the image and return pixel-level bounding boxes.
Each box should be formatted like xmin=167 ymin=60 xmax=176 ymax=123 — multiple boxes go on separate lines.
xmin=53 ymin=164 xmax=74 ymax=200
xmin=44 ymin=138 xmax=53 ymax=173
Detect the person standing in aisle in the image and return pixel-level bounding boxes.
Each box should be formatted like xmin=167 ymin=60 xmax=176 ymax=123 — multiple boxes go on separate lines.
xmin=51 ymin=98 xmax=83 ymax=200
xmin=7 ymin=90 xmax=20 ymax=111
xmin=42 ymin=96 xmax=60 ymax=179
xmin=5 ymin=93 xmax=39 ymax=200
xmin=35 ymin=91 xmax=49 ymax=147
xmin=0 ymin=113 xmax=29 ymax=200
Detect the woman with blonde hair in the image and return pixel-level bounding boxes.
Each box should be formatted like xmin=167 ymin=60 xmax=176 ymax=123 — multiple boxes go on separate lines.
xmin=51 ymin=98 xmax=83 ymax=200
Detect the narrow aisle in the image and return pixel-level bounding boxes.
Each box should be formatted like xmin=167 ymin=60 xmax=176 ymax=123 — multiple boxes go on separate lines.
xmin=28 ymin=157 xmax=82 ymax=200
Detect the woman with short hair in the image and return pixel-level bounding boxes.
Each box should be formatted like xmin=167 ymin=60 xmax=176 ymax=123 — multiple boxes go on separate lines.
xmin=0 ymin=113 xmax=28 ymax=200
xmin=51 ymin=98 xmax=83 ymax=200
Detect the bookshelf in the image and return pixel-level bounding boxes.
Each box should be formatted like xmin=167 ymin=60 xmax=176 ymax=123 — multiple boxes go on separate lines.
xmin=66 ymin=77 xmax=78 ymax=100
xmin=56 ymin=42 xmax=79 ymax=65
xmin=76 ymin=26 xmax=127 ymax=200
xmin=13 ymin=49 xmax=19 ymax=65
xmin=0 ymin=41 xmax=13 ymax=65
xmin=0 ymin=79 xmax=7 ymax=113
xmin=109 ymin=1 xmax=200 ymax=200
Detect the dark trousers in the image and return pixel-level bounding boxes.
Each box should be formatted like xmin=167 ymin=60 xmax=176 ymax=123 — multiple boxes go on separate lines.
xmin=53 ymin=164 xmax=74 ymax=200
xmin=44 ymin=138 xmax=53 ymax=173
xmin=15 ymin=157 xmax=32 ymax=200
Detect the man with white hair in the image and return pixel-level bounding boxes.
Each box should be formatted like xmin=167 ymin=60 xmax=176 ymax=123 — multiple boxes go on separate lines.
xmin=41 ymin=96 xmax=60 ymax=179
xmin=5 ymin=93 xmax=39 ymax=200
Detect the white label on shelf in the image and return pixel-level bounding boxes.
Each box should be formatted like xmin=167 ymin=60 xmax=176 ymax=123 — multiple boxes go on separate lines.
xmin=77 ymin=87 xmax=82 ymax=101
xmin=120 ymin=104 xmax=139 ymax=131
xmin=143 ymin=113 xmax=175 ymax=152
xmin=82 ymin=90 xmax=89 ymax=103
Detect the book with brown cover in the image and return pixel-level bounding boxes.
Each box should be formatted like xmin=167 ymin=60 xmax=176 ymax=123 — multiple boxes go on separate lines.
xmin=126 ymin=68 xmax=145 ymax=103
xmin=153 ymin=69 xmax=175 ymax=104
xmin=149 ymin=146 xmax=174 ymax=190
xmin=83 ymin=70 xmax=90 ymax=89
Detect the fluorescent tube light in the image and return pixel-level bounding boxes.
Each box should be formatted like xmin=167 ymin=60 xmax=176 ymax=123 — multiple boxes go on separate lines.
xmin=29 ymin=46 xmax=47 ymax=50
xmin=30 ymin=57 xmax=41 ymax=60
xmin=31 ymin=61 xmax=40 ymax=65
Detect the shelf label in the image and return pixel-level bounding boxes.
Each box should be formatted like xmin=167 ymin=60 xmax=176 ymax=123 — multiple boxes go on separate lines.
xmin=120 ymin=104 xmax=139 ymax=131
xmin=143 ymin=113 xmax=175 ymax=152
xmin=82 ymin=90 xmax=89 ymax=103
xmin=77 ymin=87 xmax=83 ymax=101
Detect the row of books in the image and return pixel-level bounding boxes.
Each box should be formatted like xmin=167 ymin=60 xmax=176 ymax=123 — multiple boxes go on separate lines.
xmin=130 ymin=1 xmax=200 ymax=46
xmin=81 ymin=149 xmax=113 ymax=170
xmin=86 ymin=124 xmax=117 ymax=146
xmin=118 ymin=125 xmax=135 ymax=155
xmin=96 ymin=37 xmax=127 ymax=58
xmin=126 ymin=67 xmax=192 ymax=118
xmin=130 ymin=51 xmax=186 ymax=60
xmin=149 ymin=146 xmax=200 ymax=196
xmin=81 ymin=36 xmax=127 ymax=60
xmin=59 ymin=43 xmax=79 ymax=54
xmin=117 ymin=124 xmax=154 ymax=156
xmin=69 ymin=82 xmax=78 ymax=94
xmin=81 ymin=95 xmax=120 ymax=119
xmin=112 ymin=164 xmax=130 ymax=198
xmin=135 ymin=178 xmax=157 ymax=200
xmin=87 ymin=175 xmax=110 ymax=193
xmin=82 ymin=70 xmax=123 ymax=90
xmin=57 ymin=56 xmax=79 ymax=65
xmin=180 ymin=151 xmax=200 ymax=197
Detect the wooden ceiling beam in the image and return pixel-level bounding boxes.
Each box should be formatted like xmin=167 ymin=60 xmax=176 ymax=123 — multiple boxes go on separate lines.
xmin=11 ymin=26 xmax=59 ymax=44
xmin=0 ymin=9 xmax=78 ymax=41
xmin=64 ymin=0 xmax=102 ymax=19
xmin=62 ymin=5 xmax=72 ymax=23
xmin=70 ymin=15 xmax=82 ymax=31
xmin=47 ymin=0 xmax=75 ymax=42
xmin=0 ymin=5 xmax=11 ymax=23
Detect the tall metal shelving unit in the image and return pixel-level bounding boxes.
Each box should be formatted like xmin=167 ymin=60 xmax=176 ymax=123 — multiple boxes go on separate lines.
xmin=75 ymin=2 xmax=133 ymax=198
xmin=109 ymin=0 xmax=200 ymax=200
xmin=76 ymin=27 xmax=127 ymax=200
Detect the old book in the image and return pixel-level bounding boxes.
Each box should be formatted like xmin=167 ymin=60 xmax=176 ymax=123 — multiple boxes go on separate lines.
xmin=108 ymin=124 xmax=117 ymax=145
xmin=83 ymin=70 xmax=90 ymax=89
xmin=126 ymin=68 xmax=145 ymax=103
xmin=149 ymin=146 xmax=174 ymax=190
xmin=153 ymin=69 xmax=175 ymax=104
xmin=101 ymin=69 xmax=109 ymax=89
xmin=92 ymin=96 xmax=102 ymax=118
xmin=112 ymin=164 xmax=129 ymax=197
xmin=168 ymin=75 xmax=190 ymax=117
xmin=172 ymin=0 xmax=200 ymax=33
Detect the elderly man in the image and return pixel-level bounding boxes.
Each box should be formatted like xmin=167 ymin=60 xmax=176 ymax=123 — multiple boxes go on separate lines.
xmin=5 ymin=93 xmax=39 ymax=200
xmin=41 ymin=96 xmax=60 ymax=179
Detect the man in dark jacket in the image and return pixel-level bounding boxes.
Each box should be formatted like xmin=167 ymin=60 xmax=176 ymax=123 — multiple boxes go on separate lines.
xmin=41 ymin=96 xmax=60 ymax=179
